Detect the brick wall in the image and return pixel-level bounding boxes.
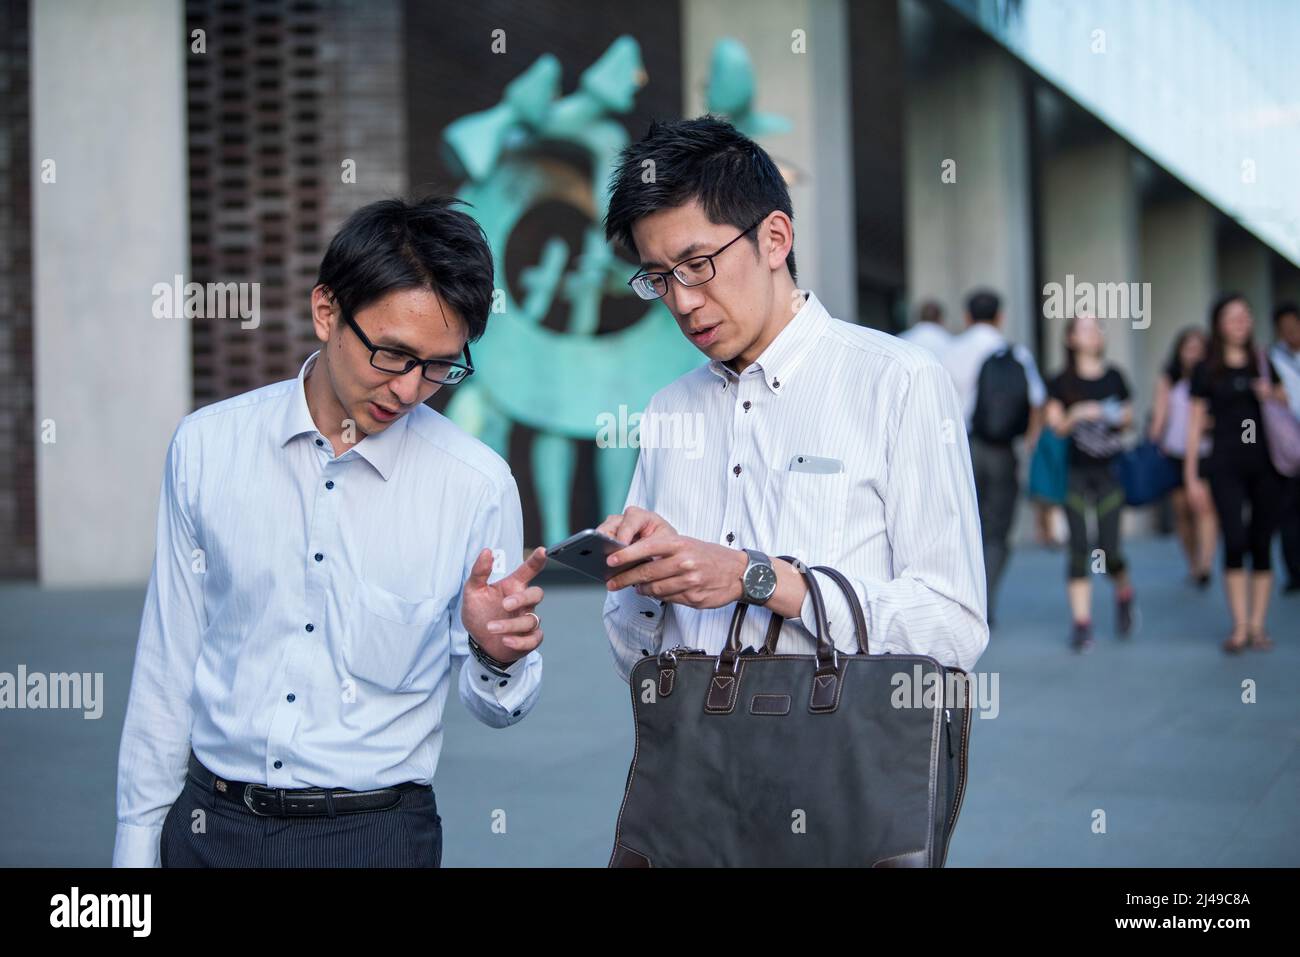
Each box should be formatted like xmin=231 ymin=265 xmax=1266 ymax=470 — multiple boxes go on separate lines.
xmin=185 ymin=0 xmax=406 ymax=407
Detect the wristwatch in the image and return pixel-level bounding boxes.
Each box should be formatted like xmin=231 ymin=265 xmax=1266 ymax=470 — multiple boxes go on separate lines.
xmin=739 ymin=548 xmax=778 ymax=604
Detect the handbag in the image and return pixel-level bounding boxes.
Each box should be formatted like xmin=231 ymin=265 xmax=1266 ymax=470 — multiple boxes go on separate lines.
xmin=1027 ymin=428 xmax=1068 ymax=504
xmin=1257 ymin=350 xmax=1300 ymax=477
xmin=1118 ymin=440 xmax=1182 ymax=506
xmin=608 ymin=559 xmax=972 ymax=867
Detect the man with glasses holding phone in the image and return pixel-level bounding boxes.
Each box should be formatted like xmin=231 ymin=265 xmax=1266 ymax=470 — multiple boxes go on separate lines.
xmin=113 ymin=196 xmax=547 ymax=868
xmin=599 ymin=116 xmax=988 ymax=680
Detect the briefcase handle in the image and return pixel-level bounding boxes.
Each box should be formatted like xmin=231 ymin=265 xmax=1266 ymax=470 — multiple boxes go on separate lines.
xmin=723 ymin=556 xmax=836 ymax=670
xmin=814 ymin=565 xmax=870 ymax=654
xmin=750 ymin=564 xmax=869 ymax=656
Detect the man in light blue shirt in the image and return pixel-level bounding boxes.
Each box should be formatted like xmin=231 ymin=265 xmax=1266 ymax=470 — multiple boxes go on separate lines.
xmin=113 ymin=197 xmax=547 ymax=868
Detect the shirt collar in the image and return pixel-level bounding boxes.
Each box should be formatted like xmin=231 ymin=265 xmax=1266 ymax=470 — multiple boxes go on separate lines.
xmin=278 ymin=350 xmax=408 ymax=481
xmin=707 ymin=290 xmax=831 ymax=395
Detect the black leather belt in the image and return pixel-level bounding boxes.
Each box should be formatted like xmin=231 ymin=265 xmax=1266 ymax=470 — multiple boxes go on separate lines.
xmin=187 ymin=750 xmax=430 ymax=818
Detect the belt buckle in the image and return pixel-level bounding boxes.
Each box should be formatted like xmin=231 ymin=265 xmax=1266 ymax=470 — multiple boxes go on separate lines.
xmin=243 ymin=785 xmax=287 ymax=816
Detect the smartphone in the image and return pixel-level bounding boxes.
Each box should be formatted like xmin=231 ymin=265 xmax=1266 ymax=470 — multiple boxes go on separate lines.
xmin=546 ymin=528 xmax=651 ymax=583
xmin=789 ymin=454 xmax=845 ymax=474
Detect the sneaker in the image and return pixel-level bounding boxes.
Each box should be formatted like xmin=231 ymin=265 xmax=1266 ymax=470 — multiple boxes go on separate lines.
xmin=1071 ymin=621 xmax=1094 ymax=654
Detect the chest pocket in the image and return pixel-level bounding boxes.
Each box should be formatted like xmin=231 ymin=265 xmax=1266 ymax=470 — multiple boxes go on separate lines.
xmin=344 ymin=581 xmax=447 ymax=693
xmin=765 ymin=468 xmax=852 ymax=564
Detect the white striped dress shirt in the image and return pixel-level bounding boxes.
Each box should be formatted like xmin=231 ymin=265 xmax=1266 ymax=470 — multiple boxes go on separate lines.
xmin=603 ymin=291 xmax=989 ymax=681
xmin=113 ymin=351 xmax=541 ymax=867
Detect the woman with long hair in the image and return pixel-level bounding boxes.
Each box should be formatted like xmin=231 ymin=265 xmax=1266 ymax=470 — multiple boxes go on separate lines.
xmin=1185 ymin=293 xmax=1289 ymax=652
xmin=1045 ymin=313 xmax=1136 ymax=653
xmin=1149 ymin=326 xmax=1217 ymax=587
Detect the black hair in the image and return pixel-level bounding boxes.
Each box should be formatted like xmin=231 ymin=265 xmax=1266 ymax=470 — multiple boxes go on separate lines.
xmin=1275 ymin=301 xmax=1300 ymax=326
xmin=315 ymin=195 xmax=495 ymax=342
xmin=918 ymin=300 xmax=944 ymax=324
xmin=604 ymin=115 xmax=796 ymax=283
xmin=966 ymin=288 xmax=1001 ymax=323
xmin=1162 ymin=325 xmax=1208 ymax=384
xmin=1205 ymin=291 xmax=1255 ymax=380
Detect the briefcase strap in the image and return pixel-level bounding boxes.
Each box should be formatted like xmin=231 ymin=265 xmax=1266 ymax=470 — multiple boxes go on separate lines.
xmin=724 ymin=555 xmax=831 ymax=662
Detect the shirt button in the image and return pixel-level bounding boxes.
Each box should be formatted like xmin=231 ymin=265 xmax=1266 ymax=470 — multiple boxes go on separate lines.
xmin=773 ymin=378 xmax=781 ymax=389
xmin=512 ymin=710 xmax=521 ymax=717
xmin=733 ymin=464 xmax=742 ymax=476
xmin=726 ymin=532 xmax=735 ymax=544
xmin=305 ymin=623 xmax=314 ymax=632
xmin=325 ymin=480 xmax=335 ymax=489
xmin=286 ymin=693 xmax=295 ymax=702
xmin=314 ymin=552 xmax=323 ymax=562
xmin=498 ymin=679 xmax=508 ymax=687
xmin=315 ymin=438 xmax=324 ymax=447
xmin=743 ymin=400 xmax=752 ymax=411
xmin=273 ymin=760 xmax=283 ymax=769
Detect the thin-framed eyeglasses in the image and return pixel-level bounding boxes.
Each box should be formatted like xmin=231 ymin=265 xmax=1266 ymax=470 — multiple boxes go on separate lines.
xmin=627 ymin=214 xmax=768 ymax=301
xmin=342 ymin=310 xmax=474 ymax=385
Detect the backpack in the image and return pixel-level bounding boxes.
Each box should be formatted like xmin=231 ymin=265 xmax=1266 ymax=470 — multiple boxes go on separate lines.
xmin=971 ymin=348 xmax=1030 ymax=443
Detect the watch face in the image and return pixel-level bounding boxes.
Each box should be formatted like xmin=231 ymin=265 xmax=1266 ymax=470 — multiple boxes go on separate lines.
xmin=746 ymin=563 xmax=778 ymax=600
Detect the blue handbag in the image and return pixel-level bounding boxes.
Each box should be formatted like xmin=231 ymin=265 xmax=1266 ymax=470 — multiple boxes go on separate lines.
xmin=1027 ymin=429 xmax=1068 ymax=504
xmin=1118 ymin=440 xmax=1181 ymax=506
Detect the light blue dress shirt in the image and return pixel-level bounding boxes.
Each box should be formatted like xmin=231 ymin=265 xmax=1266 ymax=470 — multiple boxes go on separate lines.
xmin=113 ymin=351 xmax=542 ymax=867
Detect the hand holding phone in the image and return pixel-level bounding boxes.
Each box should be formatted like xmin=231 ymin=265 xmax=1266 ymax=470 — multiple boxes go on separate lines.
xmin=547 ymin=529 xmax=652 ymax=582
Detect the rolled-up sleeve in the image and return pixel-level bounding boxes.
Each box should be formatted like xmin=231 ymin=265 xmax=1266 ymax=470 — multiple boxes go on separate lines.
xmin=113 ymin=421 xmax=206 ymax=867
xmin=799 ymin=361 xmax=989 ymax=672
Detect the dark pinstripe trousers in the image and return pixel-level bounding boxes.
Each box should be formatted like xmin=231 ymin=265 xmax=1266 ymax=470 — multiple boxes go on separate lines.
xmin=160 ymin=753 xmax=442 ymax=867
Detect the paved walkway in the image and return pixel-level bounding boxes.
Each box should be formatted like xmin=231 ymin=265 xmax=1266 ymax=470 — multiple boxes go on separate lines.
xmin=1 ymin=534 xmax=1295 ymax=866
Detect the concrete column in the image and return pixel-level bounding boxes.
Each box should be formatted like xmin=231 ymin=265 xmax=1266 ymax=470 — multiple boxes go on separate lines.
xmin=1138 ymin=196 xmax=1217 ymax=408
xmin=681 ymin=0 xmax=857 ymax=322
xmin=1040 ymin=139 xmax=1143 ymax=396
xmin=904 ymin=47 xmax=1034 ymax=347
xmin=32 ymin=0 xmax=189 ymax=585
xmin=1275 ymin=260 xmax=1300 ymax=315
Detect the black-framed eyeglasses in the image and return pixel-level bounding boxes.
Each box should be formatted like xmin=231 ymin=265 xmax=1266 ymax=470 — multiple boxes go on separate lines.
xmin=342 ymin=311 xmax=474 ymax=385
xmin=627 ymin=214 xmax=768 ymax=301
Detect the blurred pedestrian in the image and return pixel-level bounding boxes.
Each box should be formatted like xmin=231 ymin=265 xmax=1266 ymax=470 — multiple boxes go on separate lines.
xmin=1044 ymin=313 xmax=1136 ymax=653
xmin=1269 ymin=301 xmax=1300 ymax=594
xmin=941 ymin=288 xmax=1046 ymax=627
xmin=1185 ymin=293 xmax=1289 ymax=652
xmin=1149 ymin=326 xmax=1216 ymax=588
xmin=899 ymin=299 xmax=951 ymax=357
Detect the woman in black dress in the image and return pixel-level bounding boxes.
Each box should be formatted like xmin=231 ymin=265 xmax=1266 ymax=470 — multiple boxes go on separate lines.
xmin=1045 ymin=313 xmax=1136 ymax=653
xmin=1184 ymin=293 xmax=1289 ymax=653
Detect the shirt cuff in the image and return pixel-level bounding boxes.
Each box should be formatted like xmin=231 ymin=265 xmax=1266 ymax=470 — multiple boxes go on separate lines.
xmin=466 ymin=648 xmax=540 ymax=715
xmin=620 ymin=590 xmax=667 ymax=631
xmin=112 ymin=822 xmax=162 ymax=868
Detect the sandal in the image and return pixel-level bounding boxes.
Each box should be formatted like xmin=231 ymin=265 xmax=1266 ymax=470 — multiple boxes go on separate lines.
xmin=1222 ymin=628 xmax=1249 ymax=654
xmin=1247 ymin=627 xmax=1274 ymax=651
